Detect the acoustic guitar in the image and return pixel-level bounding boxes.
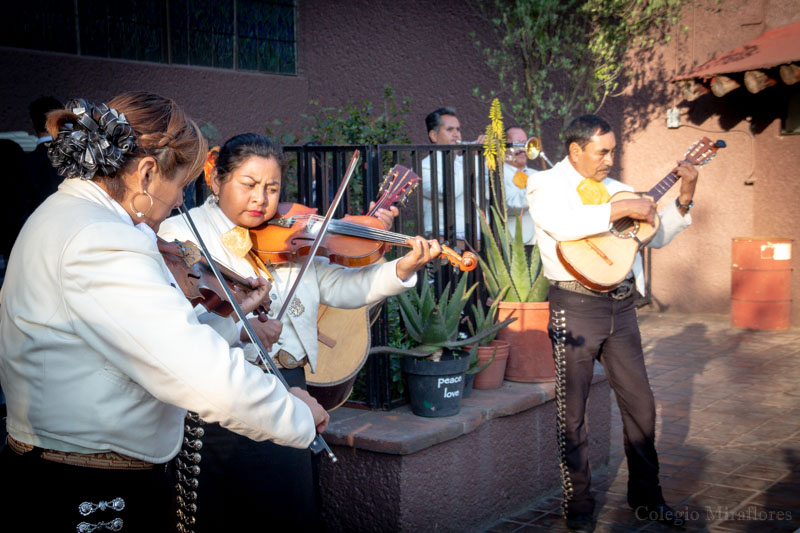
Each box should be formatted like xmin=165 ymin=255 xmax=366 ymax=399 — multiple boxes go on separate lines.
xmin=556 ymin=137 xmax=725 ymax=291
xmin=305 ymin=165 xmax=420 ymax=410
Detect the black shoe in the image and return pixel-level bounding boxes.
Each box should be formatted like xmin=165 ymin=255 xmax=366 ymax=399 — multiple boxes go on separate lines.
xmin=633 ymin=503 xmax=685 ymax=528
xmin=565 ymin=512 xmax=595 ymax=532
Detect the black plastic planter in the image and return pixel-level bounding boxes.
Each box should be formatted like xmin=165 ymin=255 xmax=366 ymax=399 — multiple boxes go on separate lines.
xmin=401 ymin=356 xmax=469 ymax=417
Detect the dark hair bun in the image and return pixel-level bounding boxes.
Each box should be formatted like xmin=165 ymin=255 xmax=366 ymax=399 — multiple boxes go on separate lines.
xmin=47 ymin=98 xmax=137 ymax=180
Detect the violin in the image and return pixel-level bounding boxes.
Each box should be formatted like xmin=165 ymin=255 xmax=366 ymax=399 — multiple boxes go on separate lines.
xmin=248 ymin=165 xmax=478 ymax=272
xmin=158 ymin=237 xmax=270 ymax=321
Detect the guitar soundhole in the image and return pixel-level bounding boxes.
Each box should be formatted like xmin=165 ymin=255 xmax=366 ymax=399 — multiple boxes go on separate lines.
xmin=610 ymin=220 xmax=640 ymax=239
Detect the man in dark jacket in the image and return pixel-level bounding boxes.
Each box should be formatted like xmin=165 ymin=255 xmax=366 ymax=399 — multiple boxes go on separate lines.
xmin=27 ymin=96 xmax=64 ymax=209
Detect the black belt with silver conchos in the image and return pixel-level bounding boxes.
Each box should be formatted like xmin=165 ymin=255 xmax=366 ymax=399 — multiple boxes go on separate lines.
xmin=550 ymin=279 xmax=635 ymax=301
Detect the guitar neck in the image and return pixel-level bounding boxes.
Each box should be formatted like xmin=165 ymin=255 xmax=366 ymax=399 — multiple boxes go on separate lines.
xmin=646 ymin=172 xmax=680 ymax=203
xmin=366 ymin=191 xmax=391 ymax=217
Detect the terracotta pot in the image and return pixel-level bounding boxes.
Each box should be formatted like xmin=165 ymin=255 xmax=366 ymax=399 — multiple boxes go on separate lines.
xmin=468 ymin=340 xmax=510 ymax=390
xmin=495 ymin=301 xmax=554 ymax=382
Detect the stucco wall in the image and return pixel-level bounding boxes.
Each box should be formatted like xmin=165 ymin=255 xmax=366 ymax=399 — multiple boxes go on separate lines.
xmin=608 ymin=0 xmax=800 ymax=325
xmin=298 ymin=0 xmax=499 ymax=144
xmin=319 ymin=381 xmax=611 ymax=532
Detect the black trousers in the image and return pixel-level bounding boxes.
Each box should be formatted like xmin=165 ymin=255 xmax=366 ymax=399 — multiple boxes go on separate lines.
xmin=549 ymin=286 xmax=664 ymax=516
xmin=0 ymin=444 xmax=173 ymax=532
xmin=183 ymin=366 xmax=321 ymax=532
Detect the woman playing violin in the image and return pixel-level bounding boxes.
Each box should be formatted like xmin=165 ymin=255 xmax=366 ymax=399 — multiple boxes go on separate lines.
xmin=0 ymin=94 xmax=323 ymax=531
xmin=159 ymin=133 xmax=440 ymax=531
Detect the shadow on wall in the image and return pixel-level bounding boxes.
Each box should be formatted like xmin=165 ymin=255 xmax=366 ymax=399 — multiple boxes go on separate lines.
xmin=615 ymin=46 xmax=675 ymax=142
xmin=682 ymin=83 xmax=793 ymax=134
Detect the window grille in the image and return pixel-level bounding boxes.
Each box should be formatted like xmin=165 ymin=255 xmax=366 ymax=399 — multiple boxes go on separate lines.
xmin=2 ymin=0 xmax=297 ymax=75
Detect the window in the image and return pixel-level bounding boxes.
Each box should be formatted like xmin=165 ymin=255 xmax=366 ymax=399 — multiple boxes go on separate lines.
xmin=1 ymin=0 xmax=297 ymax=75
xmin=782 ymin=85 xmax=800 ymax=136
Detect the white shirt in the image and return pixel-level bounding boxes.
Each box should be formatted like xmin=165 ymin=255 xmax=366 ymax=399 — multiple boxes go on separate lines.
xmin=503 ymin=162 xmax=537 ymax=245
xmin=421 ymin=152 xmax=486 ymax=239
xmin=526 ymin=157 xmax=691 ymax=295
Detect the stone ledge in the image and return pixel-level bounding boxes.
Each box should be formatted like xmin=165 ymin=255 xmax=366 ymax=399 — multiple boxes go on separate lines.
xmin=323 ymin=365 xmax=607 ymax=456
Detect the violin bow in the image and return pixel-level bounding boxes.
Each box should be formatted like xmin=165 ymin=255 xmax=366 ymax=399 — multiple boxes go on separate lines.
xmin=276 ymin=150 xmax=361 ymax=321
xmin=177 ymin=202 xmax=339 ymax=463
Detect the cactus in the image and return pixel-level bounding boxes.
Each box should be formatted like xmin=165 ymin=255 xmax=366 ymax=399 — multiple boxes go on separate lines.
xmin=477 ymin=203 xmax=549 ymax=303
xmin=371 ymin=272 xmax=516 ymax=361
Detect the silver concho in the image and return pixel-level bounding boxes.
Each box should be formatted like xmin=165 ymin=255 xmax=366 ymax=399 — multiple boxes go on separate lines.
xmin=78 ymin=498 xmax=125 ymax=516
xmin=76 ymin=518 xmax=124 ymax=532
xmin=287 ymin=297 xmax=305 ymax=317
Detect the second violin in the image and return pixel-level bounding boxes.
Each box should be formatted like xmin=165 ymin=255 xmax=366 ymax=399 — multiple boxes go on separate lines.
xmin=248 ymin=166 xmax=477 ymax=272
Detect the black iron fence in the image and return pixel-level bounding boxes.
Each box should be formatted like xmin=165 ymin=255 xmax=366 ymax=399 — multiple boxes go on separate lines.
xmin=284 ymin=144 xmax=498 ymax=409
xmin=188 ymin=143 xmax=652 ymax=409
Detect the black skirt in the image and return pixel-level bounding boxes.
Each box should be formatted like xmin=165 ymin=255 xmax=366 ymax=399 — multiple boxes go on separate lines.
xmin=179 ymin=367 xmax=321 ymax=532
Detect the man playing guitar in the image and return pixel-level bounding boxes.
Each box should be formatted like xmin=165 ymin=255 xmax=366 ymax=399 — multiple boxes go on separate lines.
xmin=526 ymin=114 xmax=699 ymax=532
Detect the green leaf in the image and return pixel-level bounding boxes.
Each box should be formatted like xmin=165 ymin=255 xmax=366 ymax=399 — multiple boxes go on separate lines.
xmin=442 ymin=316 xmax=517 ymax=348
xmin=466 ymin=345 xmax=496 ymax=375
xmin=397 ymin=294 xmax=423 ymax=343
xmin=509 ymin=215 xmax=531 ymax=301
xmin=478 ymin=210 xmax=513 ymax=300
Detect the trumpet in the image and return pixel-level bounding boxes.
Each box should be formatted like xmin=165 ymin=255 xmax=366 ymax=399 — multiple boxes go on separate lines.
xmin=509 ymin=137 xmax=554 ymax=167
xmin=456 ymin=137 xmax=553 ymax=167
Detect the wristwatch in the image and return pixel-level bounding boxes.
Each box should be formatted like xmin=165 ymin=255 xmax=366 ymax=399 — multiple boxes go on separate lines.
xmin=675 ymin=197 xmax=694 ymax=212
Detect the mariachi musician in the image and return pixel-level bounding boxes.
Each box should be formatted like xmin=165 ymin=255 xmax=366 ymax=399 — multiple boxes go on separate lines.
xmin=158 ymin=133 xmax=440 ymax=531
xmin=526 ymin=114 xmax=699 ymax=532
xmin=0 ymin=94 xmax=323 ymax=531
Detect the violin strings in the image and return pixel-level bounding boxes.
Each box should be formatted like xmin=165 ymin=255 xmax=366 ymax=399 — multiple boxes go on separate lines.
xmin=286 ymin=215 xmax=411 ymax=245
xmin=328 ymin=220 xmax=409 ymax=243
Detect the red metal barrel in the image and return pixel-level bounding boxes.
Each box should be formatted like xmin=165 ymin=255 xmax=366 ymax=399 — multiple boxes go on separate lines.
xmin=731 ymin=237 xmax=792 ymax=330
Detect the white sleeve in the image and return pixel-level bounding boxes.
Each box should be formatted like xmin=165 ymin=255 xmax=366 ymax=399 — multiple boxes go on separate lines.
xmin=315 ymin=258 xmax=416 ymax=308
xmin=648 ymin=200 xmax=692 ymax=249
xmin=195 ymin=309 xmax=240 ymax=346
xmin=61 ymin=223 xmax=315 ymax=448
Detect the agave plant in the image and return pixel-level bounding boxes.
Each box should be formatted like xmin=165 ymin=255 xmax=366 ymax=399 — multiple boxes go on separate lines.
xmin=370 ymin=272 xmax=516 ymax=361
xmin=477 ymin=204 xmax=549 ymax=303
xmin=478 ymin=97 xmax=548 ymax=303
xmin=466 ymin=285 xmax=510 ymax=346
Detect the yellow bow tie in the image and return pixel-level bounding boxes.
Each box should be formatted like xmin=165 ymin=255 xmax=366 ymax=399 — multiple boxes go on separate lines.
xmin=576 ymin=178 xmax=611 ymax=205
xmin=221 ymin=226 xmax=253 ymax=258
xmin=221 ymin=226 xmax=274 ymax=280
xmin=512 ymin=170 xmax=529 ymax=189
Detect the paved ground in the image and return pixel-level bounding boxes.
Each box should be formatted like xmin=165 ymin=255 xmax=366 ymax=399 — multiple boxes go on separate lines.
xmin=486 ymin=312 xmax=800 ymax=533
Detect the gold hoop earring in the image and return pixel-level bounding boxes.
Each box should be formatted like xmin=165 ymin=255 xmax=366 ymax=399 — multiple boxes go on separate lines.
xmin=130 ymin=190 xmax=154 ymax=218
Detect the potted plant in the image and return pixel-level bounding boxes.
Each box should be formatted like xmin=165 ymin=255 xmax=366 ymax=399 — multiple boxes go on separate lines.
xmin=370 ymin=272 xmax=516 ymax=417
xmin=477 ymin=98 xmax=554 ymax=382
xmin=465 ymin=287 xmax=512 ymax=390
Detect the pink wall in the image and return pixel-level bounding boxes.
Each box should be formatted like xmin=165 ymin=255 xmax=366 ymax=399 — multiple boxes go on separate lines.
xmin=612 ymin=0 xmax=800 ymax=326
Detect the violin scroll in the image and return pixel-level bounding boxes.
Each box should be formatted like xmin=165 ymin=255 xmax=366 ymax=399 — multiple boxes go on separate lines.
xmin=439 ymin=245 xmax=478 ymax=272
